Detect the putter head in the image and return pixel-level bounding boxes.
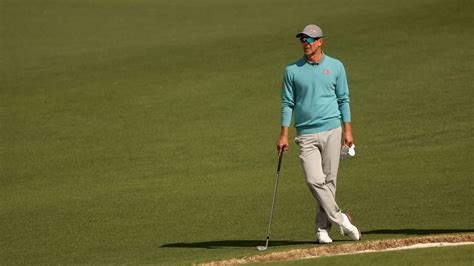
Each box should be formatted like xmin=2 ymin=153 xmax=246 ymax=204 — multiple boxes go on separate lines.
xmin=256 ymin=246 xmax=267 ymax=251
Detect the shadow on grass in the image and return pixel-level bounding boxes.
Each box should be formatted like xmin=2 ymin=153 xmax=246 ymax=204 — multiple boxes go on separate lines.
xmin=161 ymin=240 xmax=315 ymax=249
xmin=363 ymin=229 xmax=474 ymax=235
xmin=162 ymin=229 xmax=474 ymax=249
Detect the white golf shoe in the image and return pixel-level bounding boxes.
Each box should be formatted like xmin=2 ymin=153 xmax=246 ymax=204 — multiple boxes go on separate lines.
xmin=339 ymin=213 xmax=361 ymax=241
xmin=316 ymin=229 xmax=333 ymax=244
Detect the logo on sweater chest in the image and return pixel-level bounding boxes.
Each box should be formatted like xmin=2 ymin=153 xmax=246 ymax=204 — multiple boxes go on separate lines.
xmin=323 ymin=69 xmax=329 ymax=75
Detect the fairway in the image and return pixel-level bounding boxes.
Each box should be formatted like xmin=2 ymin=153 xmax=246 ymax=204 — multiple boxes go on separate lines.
xmin=1 ymin=0 xmax=473 ymax=264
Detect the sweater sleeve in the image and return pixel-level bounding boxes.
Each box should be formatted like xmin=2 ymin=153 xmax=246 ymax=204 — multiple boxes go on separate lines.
xmin=335 ymin=63 xmax=351 ymax=123
xmin=280 ymin=68 xmax=295 ymax=127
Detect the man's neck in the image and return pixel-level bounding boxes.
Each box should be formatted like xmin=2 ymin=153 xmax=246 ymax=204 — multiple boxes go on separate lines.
xmin=305 ymin=50 xmax=323 ymax=64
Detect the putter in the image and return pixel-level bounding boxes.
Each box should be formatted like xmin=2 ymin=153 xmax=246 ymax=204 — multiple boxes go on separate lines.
xmin=256 ymin=150 xmax=284 ymax=251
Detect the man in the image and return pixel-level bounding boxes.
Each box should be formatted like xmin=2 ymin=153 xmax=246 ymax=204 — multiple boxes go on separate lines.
xmin=276 ymin=24 xmax=361 ymax=244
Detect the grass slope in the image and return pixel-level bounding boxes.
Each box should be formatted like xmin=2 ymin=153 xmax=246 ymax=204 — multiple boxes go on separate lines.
xmin=1 ymin=0 xmax=473 ymax=264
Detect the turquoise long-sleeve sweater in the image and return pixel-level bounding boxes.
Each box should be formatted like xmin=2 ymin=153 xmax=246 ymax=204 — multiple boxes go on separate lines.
xmin=280 ymin=54 xmax=351 ymax=135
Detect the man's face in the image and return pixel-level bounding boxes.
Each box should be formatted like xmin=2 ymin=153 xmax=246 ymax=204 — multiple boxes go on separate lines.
xmin=300 ymin=36 xmax=323 ymax=56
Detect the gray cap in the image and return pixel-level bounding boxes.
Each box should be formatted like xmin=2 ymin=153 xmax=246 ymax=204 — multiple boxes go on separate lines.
xmin=296 ymin=24 xmax=323 ymax=38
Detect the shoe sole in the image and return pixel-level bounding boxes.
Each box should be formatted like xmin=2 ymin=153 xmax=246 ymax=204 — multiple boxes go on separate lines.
xmin=344 ymin=212 xmax=362 ymax=240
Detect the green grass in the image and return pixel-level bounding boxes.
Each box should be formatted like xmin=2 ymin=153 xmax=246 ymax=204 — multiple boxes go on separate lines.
xmin=263 ymin=244 xmax=474 ymax=266
xmin=1 ymin=0 xmax=473 ymax=264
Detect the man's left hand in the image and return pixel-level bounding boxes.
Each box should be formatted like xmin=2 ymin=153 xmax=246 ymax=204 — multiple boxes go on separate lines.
xmin=343 ymin=122 xmax=353 ymax=147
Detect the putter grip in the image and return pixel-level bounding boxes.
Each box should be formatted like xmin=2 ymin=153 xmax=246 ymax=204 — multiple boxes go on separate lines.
xmin=277 ymin=151 xmax=284 ymax=172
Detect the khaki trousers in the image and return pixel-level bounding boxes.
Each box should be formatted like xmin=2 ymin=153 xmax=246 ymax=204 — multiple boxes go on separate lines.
xmin=295 ymin=126 xmax=344 ymax=232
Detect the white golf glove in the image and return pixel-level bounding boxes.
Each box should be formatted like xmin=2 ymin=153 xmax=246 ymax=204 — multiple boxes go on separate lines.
xmin=340 ymin=144 xmax=356 ymax=159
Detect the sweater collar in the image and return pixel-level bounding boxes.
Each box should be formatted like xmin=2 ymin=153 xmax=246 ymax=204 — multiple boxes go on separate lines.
xmin=303 ymin=52 xmax=326 ymax=65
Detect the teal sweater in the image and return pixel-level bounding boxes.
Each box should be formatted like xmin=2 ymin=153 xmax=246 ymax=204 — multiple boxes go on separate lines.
xmin=280 ymin=54 xmax=351 ymax=135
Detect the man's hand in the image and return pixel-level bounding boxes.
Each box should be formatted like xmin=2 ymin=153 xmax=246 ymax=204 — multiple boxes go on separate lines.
xmin=343 ymin=122 xmax=353 ymax=147
xmin=276 ymin=136 xmax=288 ymax=155
xmin=276 ymin=126 xmax=289 ymax=155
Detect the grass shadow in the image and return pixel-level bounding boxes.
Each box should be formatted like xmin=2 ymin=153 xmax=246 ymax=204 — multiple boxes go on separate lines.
xmin=362 ymin=229 xmax=474 ymax=235
xmin=162 ymin=229 xmax=474 ymax=249
xmin=161 ymin=240 xmax=316 ymax=249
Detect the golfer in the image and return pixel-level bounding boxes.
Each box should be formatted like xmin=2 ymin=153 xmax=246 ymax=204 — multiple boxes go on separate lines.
xmin=276 ymin=24 xmax=361 ymax=243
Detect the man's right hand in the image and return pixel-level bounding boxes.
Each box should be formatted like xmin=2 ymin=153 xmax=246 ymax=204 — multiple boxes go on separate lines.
xmin=276 ymin=126 xmax=289 ymax=155
xmin=276 ymin=136 xmax=288 ymax=155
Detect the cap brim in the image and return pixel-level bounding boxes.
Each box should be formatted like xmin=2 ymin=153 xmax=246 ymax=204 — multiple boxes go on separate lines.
xmin=296 ymin=32 xmax=322 ymax=38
